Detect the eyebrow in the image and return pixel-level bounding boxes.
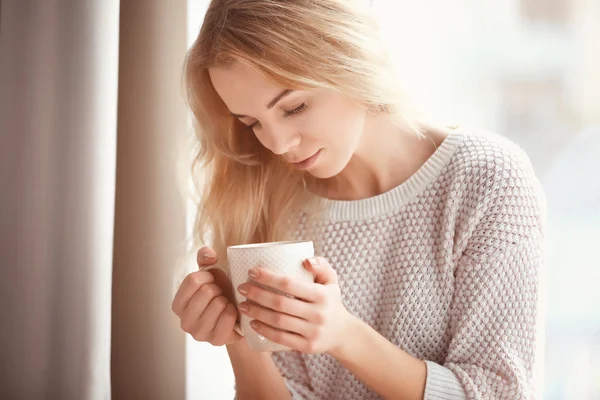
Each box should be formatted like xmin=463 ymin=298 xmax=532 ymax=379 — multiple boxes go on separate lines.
xmin=230 ymin=89 xmax=293 ymax=119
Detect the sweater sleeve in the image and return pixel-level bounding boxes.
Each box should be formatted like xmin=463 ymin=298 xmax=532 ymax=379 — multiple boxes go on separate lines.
xmin=425 ymin=139 xmax=546 ymax=399
xmin=271 ymin=350 xmax=315 ymax=399
xmin=424 ymin=234 xmax=544 ymax=399
xmin=232 ymin=350 xmax=314 ymax=400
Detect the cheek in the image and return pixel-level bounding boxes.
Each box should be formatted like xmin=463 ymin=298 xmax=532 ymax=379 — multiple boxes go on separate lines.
xmin=331 ymin=108 xmax=366 ymax=151
xmin=309 ymin=102 xmax=365 ymax=147
xmin=307 ymin=104 xmax=365 ymax=178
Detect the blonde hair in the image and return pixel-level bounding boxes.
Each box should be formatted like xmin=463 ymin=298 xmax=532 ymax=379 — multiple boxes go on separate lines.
xmin=183 ymin=0 xmax=415 ymax=258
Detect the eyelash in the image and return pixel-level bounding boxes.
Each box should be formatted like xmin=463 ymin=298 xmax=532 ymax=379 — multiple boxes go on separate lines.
xmin=284 ymin=102 xmax=307 ymax=117
xmin=246 ymin=103 xmax=308 ymax=131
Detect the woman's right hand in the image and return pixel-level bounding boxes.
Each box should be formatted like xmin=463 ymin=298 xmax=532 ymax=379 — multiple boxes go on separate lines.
xmin=172 ymin=246 xmax=243 ymax=346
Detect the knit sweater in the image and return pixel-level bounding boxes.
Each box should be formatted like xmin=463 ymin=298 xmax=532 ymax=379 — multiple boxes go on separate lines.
xmin=271 ymin=128 xmax=546 ymax=399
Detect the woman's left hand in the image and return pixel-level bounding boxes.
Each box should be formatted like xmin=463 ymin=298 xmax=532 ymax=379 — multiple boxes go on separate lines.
xmin=236 ymin=257 xmax=353 ymax=355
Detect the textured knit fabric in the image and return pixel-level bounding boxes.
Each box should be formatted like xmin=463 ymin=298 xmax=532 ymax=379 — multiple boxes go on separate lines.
xmin=270 ymin=128 xmax=546 ymax=400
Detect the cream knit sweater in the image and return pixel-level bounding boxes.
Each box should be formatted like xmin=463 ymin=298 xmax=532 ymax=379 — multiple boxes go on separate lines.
xmin=270 ymin=129 xmax=546 ymax=399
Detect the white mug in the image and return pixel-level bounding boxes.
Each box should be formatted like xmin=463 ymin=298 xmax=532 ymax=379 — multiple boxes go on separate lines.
xmin=204 ymin=240 xmax=315 ymax=352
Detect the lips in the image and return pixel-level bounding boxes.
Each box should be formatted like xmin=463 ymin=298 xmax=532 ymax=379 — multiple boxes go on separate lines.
xmin=290 ymin=149 xmax=322 ymax=170
xmin=291 ymin=154 xmax=313 ymax=164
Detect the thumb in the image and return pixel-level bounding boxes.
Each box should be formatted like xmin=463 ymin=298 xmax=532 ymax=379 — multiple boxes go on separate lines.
xmin=197 ymin=246 xmax=218 ymax=268
xmin=196 ymin=246 xmax=235 ymax=302
xmin=303 ymin=257 xmax=338 ymax=285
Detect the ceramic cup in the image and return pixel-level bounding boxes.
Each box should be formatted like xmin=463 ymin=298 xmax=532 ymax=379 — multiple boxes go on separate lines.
xmin=204 ymin=240 xmax=315 ymax=352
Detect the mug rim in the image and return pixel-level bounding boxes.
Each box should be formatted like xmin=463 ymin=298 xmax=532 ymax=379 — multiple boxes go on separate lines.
xmin=227 ymin=240 xmax=312 ymax=250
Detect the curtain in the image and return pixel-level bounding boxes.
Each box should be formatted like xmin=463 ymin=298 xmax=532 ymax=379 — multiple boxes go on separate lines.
xmin=0 ymin=1 xmax=188 ymax=399
xmin=111 ymin=0 xmax=188 ymax=399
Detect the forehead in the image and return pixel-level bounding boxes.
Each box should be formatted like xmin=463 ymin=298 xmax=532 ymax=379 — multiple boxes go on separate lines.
xmin=209 ymin=63 xmax=284 ymax=115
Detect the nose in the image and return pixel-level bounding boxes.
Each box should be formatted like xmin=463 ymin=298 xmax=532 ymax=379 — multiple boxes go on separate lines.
xmin=259 ymin=126 xmax=300 ymax=155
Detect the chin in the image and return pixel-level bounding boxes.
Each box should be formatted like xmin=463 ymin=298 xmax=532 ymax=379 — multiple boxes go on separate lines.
xmin=306 ymin=169 xmax=336 ymax=180
xmin=306 ymin=159 xmax=349 ymax=180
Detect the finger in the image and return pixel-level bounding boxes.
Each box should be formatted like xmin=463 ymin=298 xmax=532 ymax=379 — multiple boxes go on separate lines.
xmin=247 ymin=267 xmax=321 ymax=302
xmin=303 ymin=257 xmax=338 ymax=285
xmin=172 ymin=270 xmax=214 ymax=315
xmin=181 ymin=283 xmax=222 ymax=325
xmin=239 ymin=283 xmax=315 ymax=319
xmin=197 ymin=246 xmax=218 ymax=268
xmin=207 ymin=268 xmax=235 ymax=301
xmin=211 ymin=303 xmax=241 ymax=346
xmin=249 ymin=320 xmax=309 ymax=352
xmin=194 ymin=295 xmax=229 ymax=338
xmin=239 ymin=301 xmax=312 ymax=336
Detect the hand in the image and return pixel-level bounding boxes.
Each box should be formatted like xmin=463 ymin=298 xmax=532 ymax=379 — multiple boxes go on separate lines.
xmin=172 ymin=246 xmax=243 ymax=346
xmin=236 ymin=257 xmax=352 ymax=355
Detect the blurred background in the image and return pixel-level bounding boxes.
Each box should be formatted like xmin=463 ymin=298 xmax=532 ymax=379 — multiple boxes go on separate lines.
xmin=1 ymin=0 xmax=598 ymax=399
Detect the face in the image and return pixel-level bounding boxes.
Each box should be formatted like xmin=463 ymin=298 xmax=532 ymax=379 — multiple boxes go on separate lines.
xmin=209 ymin=63 xmax=367 ymax=179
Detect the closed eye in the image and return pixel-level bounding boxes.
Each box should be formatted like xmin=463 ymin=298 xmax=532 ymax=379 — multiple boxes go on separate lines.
xmin=244 ymin=103 xmax=307 ymax=132
xmin=283 ymin=103 xmax=307 ymax=117
xmin=247 ymin=121 xmax=260 ymax=131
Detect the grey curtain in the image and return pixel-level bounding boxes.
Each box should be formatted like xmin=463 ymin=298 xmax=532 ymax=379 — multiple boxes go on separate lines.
xmin=0 ymin=1 xmax=188 ymax=399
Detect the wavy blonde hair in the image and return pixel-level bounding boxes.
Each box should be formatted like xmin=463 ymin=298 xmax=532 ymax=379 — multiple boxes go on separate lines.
xmin=183 ymin=0 xmax=415 ymax=259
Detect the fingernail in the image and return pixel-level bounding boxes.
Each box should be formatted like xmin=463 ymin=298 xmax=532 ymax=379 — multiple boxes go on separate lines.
xmin=238 ymin=302 xmax=248 ymax=312
xmin=201 ymin=253 xmax=215 ymax=260
xmin=250 ymin=320 xmax=259 ymax=330
xmin=237 ymin=284 xmax=248 ymax=295
xmin=248 ymin=268 xmax=259 ymax=279
xmin=307 ymin=258 xmax=319 ymax=266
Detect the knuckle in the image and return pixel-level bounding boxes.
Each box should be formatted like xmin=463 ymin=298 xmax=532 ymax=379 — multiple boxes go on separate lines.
xmin=191 ymin=332 xmax=206 ymax=342
xmin=273 ymin=331 xmax=284 ymax=343
xmin=313 ymin=289 xmax=327 ymax=303
xmin=180 ymin=319 xmax=193 ymax=333
xmin=305 ymin=341 xmax=318 ymax=354
xmin=273 ymin=313 xmax=285 ymax=326
xmin=313 ymin=311 xmax=326 ymax=325
xmin=223 ymin=306 xmax=237 ymax=322
xmin=280 ymin=277 xmax=293 ymax=293
xmin=273 ymin=296 xmax=285 ymax=310
xmin=214 ymin=296 xmax=229 ymax=310
xmin=314 ymin=326 xmax=326 ymax=340
xmin=188 ymin=271 xmax=209 ymax=287
xmin=204 ymin=284 xmax=222 ymax=298
xmin=204 ymin=330 xmax=216 ymax=343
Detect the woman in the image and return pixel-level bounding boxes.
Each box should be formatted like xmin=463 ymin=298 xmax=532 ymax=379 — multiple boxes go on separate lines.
xmin=171 ymin=0 xmax=545 ymax=399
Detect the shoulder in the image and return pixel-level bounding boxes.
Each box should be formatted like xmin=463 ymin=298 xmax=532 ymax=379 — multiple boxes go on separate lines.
xmin=445 ymin=128 xmax=544 ymax=207
xmin=443 ymin=128 xmax=547 ymax=258
xmin=450 ymin=128 xmax=536 ymax=185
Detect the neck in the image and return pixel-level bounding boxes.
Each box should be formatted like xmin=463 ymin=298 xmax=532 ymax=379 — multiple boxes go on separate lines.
xmin=324 ymin=115 xmax=449 ymax=201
